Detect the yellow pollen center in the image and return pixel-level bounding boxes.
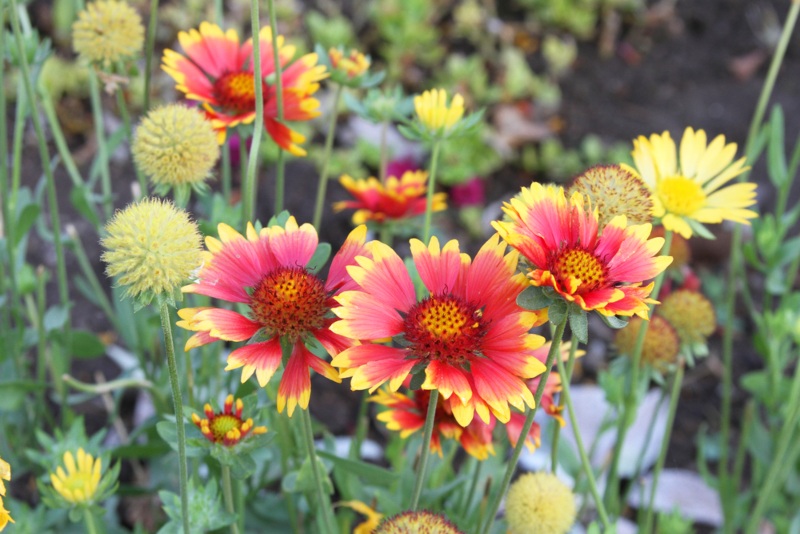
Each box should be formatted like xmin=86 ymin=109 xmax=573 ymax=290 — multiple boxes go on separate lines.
xmin=214 ymin=71 xmax=260 ymax=113
xmin=250 ymin=267 xmax=328 ymax=339
xmin=403 ymin=295 xmax=485 ymax=365
xmin=210 ymin=414 xmax=242 ymax=442
xmin=555 ymin=249 xmax=606 ymax=290
xmin=419 ymin=300 xmax=469 ymax=339
xmin=657 ymin=175 xmax=707 ymax=215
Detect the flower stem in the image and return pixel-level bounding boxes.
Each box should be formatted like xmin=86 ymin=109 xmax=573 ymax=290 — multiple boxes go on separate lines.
xmin=551 ymin=339 xmax=579 ymax=473
xmin=115 ymin=88 xmax=147 ymax=198
xmin=88 ymin=71 xmax=113 ymax=220
xmin=299 ymin=407 xmax=337 ymax=534
xmin=84 ymin=509 xmax=99 ymax=534
xmin=267 ymin=0 xmax=286 ymax=215
xmin=409 ymin=389 xmax=439 ymax=510
xmin=479 ymin=317 xmax=568 ymax=534
xmin=143 ymin=0 xmax=159 ymax=111
xmin=557 ymin=340 xmax=612 ymax=530
xmin=159 ymin=300 xmax=190 ymax=534
xmin=243 ymin=0 xmax=265 ymax=224
xmin=221 ymin=464 xmax=241 ymax=534
xmin=720 ymin=5 xmax=799 ymax=529
xmin=459 ymin=457 xmax=483 ymax=517
xmin=605 ymin=230 xmax=672 ymax=514
xmin=40 ymin=91 xmax=86 ymax=190
xmin=312 ymin=84 xmax=343 ymax=229
xmin=379 ymin=120 xmax=388 ymax=182
xmin=422 ymin=141 xmax=442 ymax=243
xmin=641 ymin=359 xmax=685 ymax=532
xmin=221 ymin=138 xmax=232 ymax=203
xmin=348 ymin=390 xmax=370 ymax=460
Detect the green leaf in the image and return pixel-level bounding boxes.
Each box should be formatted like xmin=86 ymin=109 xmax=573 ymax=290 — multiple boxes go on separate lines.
xmin=767 ymin=106 xmax=787 ymax=188
xmin=599 ymin=314 xmax=629 ymax=330
xmin=69 ymin=185 xmax=100 ymax=228
xmin=43 ymin=305 xmax=69 ymax=332
xmin=547 ymin=299 xmax=568 ymax=326
xmin=70 ymin=330 xmax=105 ymax=358
xmin=157 ymin=478 xmax=235 ymax=534
xmin=317 ymin=450 xmax=400 ymax=488
xmin=13 ymin=203 xmax=41 ymax=247
xmin=568 ymin=307 xmax=588 ymax=344
xmin=516 ymin=285 xmax=551 ymax=311
xmin=686 ymin=218 xmax=716 ymax=240
xmin=307 ymin=242 xmax=332 ymax=274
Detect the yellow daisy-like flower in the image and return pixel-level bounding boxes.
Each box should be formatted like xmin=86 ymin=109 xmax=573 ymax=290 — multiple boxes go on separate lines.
xmin=72 ymin=0 xmax=145 ymax=67
xmin=623 ymin=127 xmax=757 ymax=239
xmin=569 ymin=164 xmax=654 ymax=227
xmin=414 ymin=89 xmax=465 ymax=133
xmin=0 ymin=456 xmax=13 ymax=530
xmin=50 ymin=449 xmax=102 ymax=505
xmin=506 ymin=472 xmax=576 ymax=534
xmin=101 ymin=198 xmax=203 ymax=302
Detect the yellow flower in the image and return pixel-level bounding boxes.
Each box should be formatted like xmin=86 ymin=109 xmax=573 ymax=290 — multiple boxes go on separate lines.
xmin=0 ymin=456 xmax=13 ymax=530
xmin=615 ymin=315 xmax=680 ymax=371
xmin=341 ymin=500 xmax=383 ymax=534
xmin=376 ymin=510 xmax=463 ymax=533
xmin=72 ymin=0 xmax=145 ymax=67
xmin=50 ymin=449 xmax=102 ymax=504
xmin=329 ymin=48 xmax=371 ymax=78
xmin=506 ymin=472 xmax=576 ymax=534
xmin=623 ymin=127 xmax=757 ymax=239
xmin=133 ymin=105 xmax=220 ymax=191
xmin=414 ymin=89 xmax=465 ymax=133
xmin=658 ymin=289 xmax=716 ymax=345
xmin=101 ymin=198 xmax=203 ymax=302
xmin=569 ymin=164 xmax=654 ymax=227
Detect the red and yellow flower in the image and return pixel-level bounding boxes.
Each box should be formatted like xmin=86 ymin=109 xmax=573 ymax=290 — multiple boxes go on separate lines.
xmin=192 ymin=394 xmax=267 ymax=446
xmin=162 ymin=22 xmax=327 ymax=155
xmin=331 ymin=235 xmax=547 ymax=426
xmin=328 ymin=48 xmax=370 ymax=79
xmin=493 ymin=183 xmax=672 ymax=318
xmin=177 ymin=218 xmax=371 ymax=416
xmin=334 ymin=171 xmax=447 ymax=225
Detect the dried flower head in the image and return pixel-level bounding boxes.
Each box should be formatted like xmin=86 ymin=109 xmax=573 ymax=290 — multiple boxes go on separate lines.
xmin=658 ymin=289 xmax=716 ymax=345
xmin=72 ymin=0 xmax=144 ymax=67
xmin=569 ymin=164 xmax=654 ymax=227
xmin=133 ymin=105 xmax=220 ymax=195
xmin=102 ymin=198 xmax=203 ymax=304
xmin=616 ymin=315 xmax=680 ymax=370
xmin=506 ymin=472 xmax=576 ymax=534
xmin=414 ymin=89 xmax=465 ymax=133
xmin=192 ymin=394 xmax=267 ymax=447
xmin=376 ymin=510 xmax=463 ymax=533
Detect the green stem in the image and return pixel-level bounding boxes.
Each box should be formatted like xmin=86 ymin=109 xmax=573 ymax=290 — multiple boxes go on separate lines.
xmin=11 ymin=76 xmax=26 ymax=210
xmin=479 ymin=317 xmax=567 ymax=534
xmin=274 ymin=411 xmax=300 ymax=533
xmin=221 ymin=464 xmax=241 ymax=534
xmin=409 ymin=389 xmax=440 ymax=510
xmin=459 ymin=457 xmax=483 ymax=517
xmin=88 ymin=71 xmax=113 ymax=220
xmin=312 ymin=84 xmax=343 ymax=229
xmin=215 ymin=0 xmax=224 ymax=25
xmin=66 ymin=226 xmax=121 ymax=332
xmin=744 ymin=355 xmax=800 ymax=534
xmin=379 ymin=120 xmax=388 ymax=182
xmin=558 ymin=342 xmax=612 ymax=530
xmin=551 ymin=339 xmax=578 ymax=473
xmin=641 ymin=360 xmax=685 ymax=532
xmin=299 ymin=408 xmax=337 ymax=534
xmin=622 ymin=387 xmax=668 ymax=507
xmin=348 ymin=390 xmax=370 ymax=460
xmin=40 ymin=91 xmax=87 ymax=190
xmin=243 ymin=0 xmax=266 ymax=224
xmin=159 ymin=301 xmax=190 ymax=534
xmin=83 ymin=509 xmax=99 ymax=534
xmin=379 ymin=223 xmax=393 ymax=247
xmin=10 ymin=0 xmax=73 ymax=423
xmin=221 ymin=137 xmax=232 ymax=203
xmin=605 ymin=230 xmax=672 ymax=513
xmin=720 ymin=6 xmax=800 ymax=529
xmin=115 ymin=88 xmax=147 ymax=198
xmin=267 ymin=0 xmax=286 ymax=215
xmin=422 ymin=141 xmax=442 ymax=243
xmin=143 ymin=0 xmax=159 ymax=112
xmin=731 ymin=401 xmax=754 ymax=505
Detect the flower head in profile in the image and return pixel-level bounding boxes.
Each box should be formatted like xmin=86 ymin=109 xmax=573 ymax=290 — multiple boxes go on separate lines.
xmin=101 ymin=198 xmax=203 ymax=306
xmin=376 ymin=510 xmax=463 ymax=533
xmin=47 ymin=449 xmax=118 ymax=508
xmin=332 ymin=235 xmax=547 ymax=426
xmin=623 ymin=127 xmax=757 ymax=239
xmin=334 ymin=171 xmax=446 ymax=225
xmin=133 ymin=105 xmax=220 ymax=199
xmin=72 ymin=0 xmax=144 ymax=67
xmin=0 ymin=456 xmax=13 ymax=530
xmin=177 ymin=219 xmax=371 ymax=416
xmin=162 ymin=22 xmax=328 ymax=155
xmin=569 ymin=164 xmax=653 ymax=227
xmin=506 ymin=472 xmax=576 ymax=534
xmin=493 ymin=183 xmax=672 ymax=318
xmin=192 ymin=394 xmax=267 ymax=447
xmin=328 ymin=47 xmax=374 ymax=86
xmin=414 ymin=89 xmax=464 ymax=132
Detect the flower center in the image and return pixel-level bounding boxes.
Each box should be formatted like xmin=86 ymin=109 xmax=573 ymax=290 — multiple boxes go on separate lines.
xmin=209 ymin=414 xmax=242 ymax=442
xmin=213 ymin=71 xmax=262 ymax=113
xmin=554 ymin=249 xmax=607 ymax=290
xmin=62 ymin=472 xmax=94 ymax=500
xmin=250 ymin=267 xmax=328 ymax=339
xmin=403 ymin=294 xmax=485 ymax=365
xmin=657 ymin=176 xmax=707 ymax=216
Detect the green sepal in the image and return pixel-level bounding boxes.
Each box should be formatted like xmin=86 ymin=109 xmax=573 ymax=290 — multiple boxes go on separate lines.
xmin=516 ymin=285 xmax=552 ymax=310
xmin=568 ymin=306 xmax=588 ymax=344
xmin=547 ymin=299 xmax=568 ymax=326
xmin=599 ymin=314 xmax=630 ymax=330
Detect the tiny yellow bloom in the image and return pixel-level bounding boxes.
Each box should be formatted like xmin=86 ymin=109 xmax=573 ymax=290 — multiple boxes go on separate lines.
xmin=506 ymin=472 xmax=576 ymax=534
xmin=50 ymin=449 xmax=102 ymax=505
xmin=101 ymin=198 xmax=203 ymax=301
xmin=72 ymin=0 xmax=145 ymax=67
xmin=133 ymin=105 xmax=220 ymax=190
xmin=414 ymin=89 xmax=465 ymax=133
xmin=623 ymin=127 xmax=757 ymax=239
xmin=329 ymin=48 xmax=371 ymax=78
